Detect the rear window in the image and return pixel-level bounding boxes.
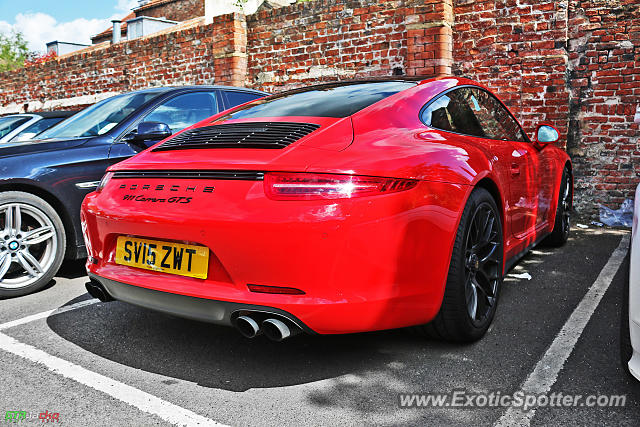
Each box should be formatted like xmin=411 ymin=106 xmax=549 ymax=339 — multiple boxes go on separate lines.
xmin=218 ymin=81 xmax=416 ymax=120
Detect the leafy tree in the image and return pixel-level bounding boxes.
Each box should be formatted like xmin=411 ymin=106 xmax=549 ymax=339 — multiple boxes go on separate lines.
xmin=0 ymin=31 xmax=28 ymax=72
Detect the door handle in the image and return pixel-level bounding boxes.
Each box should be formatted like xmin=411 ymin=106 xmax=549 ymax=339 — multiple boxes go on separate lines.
xmin=510 ymin=163 xmax=521 ymax=177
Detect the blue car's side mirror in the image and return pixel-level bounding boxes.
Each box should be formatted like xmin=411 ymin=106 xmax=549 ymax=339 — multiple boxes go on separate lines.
xmin=124 ymin=121 xmax=172 ymax=144
xmin=136 ymin=121 xmax=172 ymax=141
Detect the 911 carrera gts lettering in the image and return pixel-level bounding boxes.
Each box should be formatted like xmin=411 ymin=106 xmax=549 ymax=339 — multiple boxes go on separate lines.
xmin=122 ymin=194 xmax=192 ymax=204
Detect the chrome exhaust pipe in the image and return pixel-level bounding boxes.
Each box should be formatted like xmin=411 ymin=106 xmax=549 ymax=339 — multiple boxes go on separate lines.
xmin=262 ymin=318 xmax=300 ymax=342
xmin=235 ymin=316 xmax=261 ymax=338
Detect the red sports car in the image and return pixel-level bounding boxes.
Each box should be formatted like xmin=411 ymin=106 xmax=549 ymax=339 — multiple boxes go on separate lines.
xmin=81 ymin=77 xmax=572 ymax=342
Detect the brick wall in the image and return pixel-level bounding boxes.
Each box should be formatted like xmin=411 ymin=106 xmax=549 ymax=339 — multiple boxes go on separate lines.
xmin=453 ymin=0 xmax=571 ymax=141
xmin=567 ymin=0 xmax=639 ymax=214
xmin=453 ymin=0 xmax=639 ymax=215
xmin=245 ymin=0 xmax=451 ymax=91
xmin=0 ymin=22 xmax=217 ymax=112
xmin=0 ymin=0 xmax=450 ymax=111
xmin=136 ymin=0 xmax=205 ymax=22
xmin=0 ymin=0 xmax=637 ymax=215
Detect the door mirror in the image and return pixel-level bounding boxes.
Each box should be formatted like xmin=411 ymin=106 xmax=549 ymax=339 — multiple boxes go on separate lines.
xmin=124 ymin=121 xmax=172 ymax=144
xmin=535 ymin=124 xmax=559 ymax=146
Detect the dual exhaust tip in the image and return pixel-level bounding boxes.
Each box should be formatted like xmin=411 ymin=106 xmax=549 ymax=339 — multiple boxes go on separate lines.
xmin=86 ymin=279 xmax=300 ymax=341
xmin=235 ymin=315 xmax=300 ymax=341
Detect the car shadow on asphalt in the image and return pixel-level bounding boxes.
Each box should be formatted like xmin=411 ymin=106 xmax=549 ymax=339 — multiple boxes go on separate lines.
xmin=0 ymin=260 xmax=86 ymax=300
xmin=45 ymin=294 xmax=465 ymax=394
xmin=56 ymin=259 xmax=88 ymax=280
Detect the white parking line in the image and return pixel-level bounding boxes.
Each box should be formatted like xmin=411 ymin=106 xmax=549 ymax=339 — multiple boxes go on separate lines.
xmin=0 ymin=332 xmax=225 ymax=426
xmin=0 ymin=298 xmax=226 ymax=426
xmin=0 ymin=299 xmax=99 ymax=331
xmin=495 ymin=234 xmax=630 ymax=427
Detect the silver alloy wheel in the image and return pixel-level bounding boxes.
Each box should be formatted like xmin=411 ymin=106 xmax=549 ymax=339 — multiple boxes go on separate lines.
xmin=0 ymin=203 xmax=57 ymax=289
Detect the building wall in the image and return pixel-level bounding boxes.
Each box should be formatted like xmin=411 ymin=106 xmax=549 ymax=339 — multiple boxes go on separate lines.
xmin=567 ymin=0 xmax=639 ymax=213
xmin=0 ymin=0 xmax=637 ymax=215
xmin=245 ymin=0 xmax=452 ymax=91
xmin=136 ymin=0 xmax=206 ymax=21
xmin=452 ymin=0 xmax=639 ymax=214
xmin=0 ymin=22 xmax=218 ymax=113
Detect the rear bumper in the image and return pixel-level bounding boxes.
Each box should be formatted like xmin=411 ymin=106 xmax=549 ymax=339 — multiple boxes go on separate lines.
xmin=89 ymin=273 xmax=315 ymax=333
xmin=81 ymin=177 xmax=468 ymax=334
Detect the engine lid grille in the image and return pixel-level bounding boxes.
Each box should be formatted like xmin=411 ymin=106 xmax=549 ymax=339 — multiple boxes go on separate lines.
xmin=153 ymin=122 xmax=321 ymax=151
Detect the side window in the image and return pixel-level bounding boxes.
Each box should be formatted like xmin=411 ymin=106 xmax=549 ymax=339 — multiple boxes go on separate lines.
xmin=144 ymin=92 xmax=219 ymax=133
xmin=421 ymin=88 xmax=484 ymax=137
xmin=225 ymin=91 xmax=263 ymax=109
xmin=421 ymin=87 xmax=527 ymax=142
xmin=467 ymin=88 xmax=527 ymax=142
xmin=10 ymin=117 xmax=65 ymax=142
xmin=0 ymin=117 xmax=30 ymax=139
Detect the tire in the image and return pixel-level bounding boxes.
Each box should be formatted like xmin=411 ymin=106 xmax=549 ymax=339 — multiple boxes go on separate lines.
xmin=0 ymin=192 xmax=66 ymax=298
xmin=414 ymin=187 xmax=504 ymax=342
xmin=621 ymin=248 xmax=633 ymax=377
xmin=545 ymin=167 xmax=571 ymax=247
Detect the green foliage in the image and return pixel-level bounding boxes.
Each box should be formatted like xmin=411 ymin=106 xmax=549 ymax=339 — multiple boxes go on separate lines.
xmin=233 ymin=0 xmax=249 ymax=10
xmin=0 ymin=31 xmax=28 ymax=72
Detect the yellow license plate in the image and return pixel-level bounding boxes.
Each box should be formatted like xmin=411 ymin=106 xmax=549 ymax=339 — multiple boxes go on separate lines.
xmin=115 ymin=236 xmax=209 ymax=279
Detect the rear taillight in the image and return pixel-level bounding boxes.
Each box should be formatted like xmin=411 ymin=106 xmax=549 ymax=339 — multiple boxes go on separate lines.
xmin=95 ymin=172 xmax=114 ymax=193
xmin=264 ymin=172 xmax=417 ymax=200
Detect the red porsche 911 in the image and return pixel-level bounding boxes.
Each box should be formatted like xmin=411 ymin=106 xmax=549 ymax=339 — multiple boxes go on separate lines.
xmin=81 ymin=77 xmax=572 ymax=342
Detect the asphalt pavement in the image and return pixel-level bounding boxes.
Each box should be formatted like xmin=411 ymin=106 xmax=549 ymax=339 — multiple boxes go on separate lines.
xmin=0 ymin=226 xmax=638 ymax=426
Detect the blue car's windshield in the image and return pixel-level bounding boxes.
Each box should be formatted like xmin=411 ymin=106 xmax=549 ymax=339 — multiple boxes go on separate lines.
xmin=38 ymin=91 xmax=163 ymax=139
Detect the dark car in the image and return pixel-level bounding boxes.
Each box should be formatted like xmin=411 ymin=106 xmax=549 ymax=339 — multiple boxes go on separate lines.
xmin=0 ymin=111 xmax=76 ymax=144
xmin=0 ymin=85 xmax=266 ymax=297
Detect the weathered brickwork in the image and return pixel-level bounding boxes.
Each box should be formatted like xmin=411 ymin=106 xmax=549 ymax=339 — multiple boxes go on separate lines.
xmin=136 ymin=0 xmax=206 ymax=22
xmin=567 ymin=0 xmax=639 ymax=214
xmin=0 ymin=0 xmax=450 ymax=110
xmin=245 ymin=0 xmax=451 ymax=91
xmin=453 ymin=1 xmax=571 ymax=142
xmin=453 ymin=0 xmax=639 ymax=214
xmin=0 ymin=0 xmax=637 ymax=214
xmin=0 ymin=22 xmax=217 ymax=112
xmin=213 ymin=13 xmax=249 ymax=87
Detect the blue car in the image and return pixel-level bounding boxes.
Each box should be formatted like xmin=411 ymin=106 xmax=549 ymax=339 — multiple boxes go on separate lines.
xmin=0 ymin=85 xmax=266 ymax=297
